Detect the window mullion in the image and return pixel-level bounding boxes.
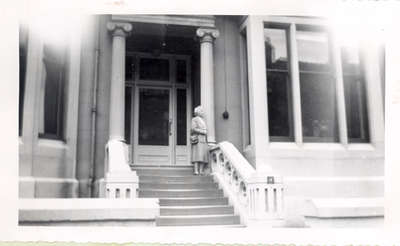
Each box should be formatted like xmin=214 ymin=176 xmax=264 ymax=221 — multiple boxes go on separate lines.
xmin=288 ymin=23 xmax=303 ymax=145
xmin=331 ymin=31 xmax=348 ymax=145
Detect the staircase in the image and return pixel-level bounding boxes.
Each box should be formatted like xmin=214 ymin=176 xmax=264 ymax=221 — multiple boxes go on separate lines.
xmin=132 ymin=165 xmax=242 ymax=227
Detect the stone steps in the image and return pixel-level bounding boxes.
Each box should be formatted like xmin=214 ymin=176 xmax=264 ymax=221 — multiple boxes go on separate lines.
xmin=139 ymin=189 xmax=224 ymax=198
xmin=160 ymin=205 xmax=234 ymax=216
xmin=156 ymin=214 xmax=241 ymax=227
xmin=139 ymin=175 xmax=214 ymax=183
xmin=134 ymin=168 xmax=194 ymax=176
xmin=159 ymin=197 xmax=229 ymax=206
xmin=133 ymin=165 xmax=241 ymax=227
xmin=139 ymin=182 xmax=217 ymax=189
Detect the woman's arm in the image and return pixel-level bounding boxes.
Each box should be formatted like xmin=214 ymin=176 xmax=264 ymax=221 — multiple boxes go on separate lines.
xmin=191 ymin=118 xmax=207 ymax=135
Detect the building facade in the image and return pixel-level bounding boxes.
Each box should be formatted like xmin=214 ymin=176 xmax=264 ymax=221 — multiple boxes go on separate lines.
xmin=18 ymin=15 xmax=385 ymax=222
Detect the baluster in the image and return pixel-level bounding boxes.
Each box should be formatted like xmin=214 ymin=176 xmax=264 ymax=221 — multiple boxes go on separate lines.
xmin=252 ymin=187 xmax=258 ymax=218
xmin=109 ymin=187 xmax=116 ymax=198
xmin=120 ymin=187 xmax=126 ymax=198
xmin=276 ymin=186 xmax=283 ymax=216
xmin=267 ymin=186 xmax=274 ymax=216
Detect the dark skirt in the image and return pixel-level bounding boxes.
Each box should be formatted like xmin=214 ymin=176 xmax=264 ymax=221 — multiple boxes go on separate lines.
xmin=191 ymin=134 xmax=209 ymax=163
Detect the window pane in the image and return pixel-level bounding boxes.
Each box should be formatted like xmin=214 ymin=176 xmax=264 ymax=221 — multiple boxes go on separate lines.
xmin=300 ymin=73 xmax=338 ymax=142
xmin=139 ymin=58 xmax=169 ymax=81
xmin=40 ymin=44 xmax=67 ymax=139
xmin=264 ymin=28 xmax=288 ymax=70
xmin=125 ymin=55 xmax=134 ymax=81
xmin=176 ymin=59 xmax=187 ymax=83
xmin=267 ymin=72 xmax=293 ymax=140
xmin=297 ymin=27 xmax=337 ymax=142
xmin=176 ymin=89 xmax=187 ymax=145
xmin=296 ymin=28 xmax=330 ymax=72
xmin=19 ymin=25 xmax=28 ymax=136
xmin=138 ymin=88 xmax=170 ymax=146
xmin=341 ymin=45 xmax=369 ymax=142
xmin=265 ymin=28 xmax=288 ymax=70
xmin=124 ymin=87 xmax=132 ymax=144
xmin=265 ymin=27 xmax=293 ymax=141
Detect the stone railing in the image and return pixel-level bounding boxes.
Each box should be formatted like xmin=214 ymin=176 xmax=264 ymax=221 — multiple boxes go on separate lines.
xmin=210 ymin=141 xmax=284 ymax=224
xmin=100 ymin=139 xmax=138 ymax=199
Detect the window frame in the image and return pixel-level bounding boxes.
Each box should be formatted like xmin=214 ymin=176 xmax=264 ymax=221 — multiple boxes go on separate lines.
xmin=341 ymin=44 xmax=370 ymax=143
xmin=38 ymin=43 xmax=70 ymax=141
xmin=261 ymin=16 xmax=370 ymax=145
xmin=264 ymin=24 xmax=295 ymax=142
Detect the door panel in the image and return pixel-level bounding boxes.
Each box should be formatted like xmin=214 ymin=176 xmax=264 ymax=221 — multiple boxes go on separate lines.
xmin=134 ymin=87 xmax=172 ymax=165
xmin=138 ymin=88 xmax=170 ymax=146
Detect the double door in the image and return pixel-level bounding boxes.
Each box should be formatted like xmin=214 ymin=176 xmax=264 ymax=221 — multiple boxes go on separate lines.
xmin=125 ymin=53 xmax=191 ymax=166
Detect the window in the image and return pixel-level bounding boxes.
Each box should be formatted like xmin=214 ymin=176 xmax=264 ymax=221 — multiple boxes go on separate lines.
xmin=341 ymin=43 xmax=369 ymax=142
xmin=176 ymin=89 xmax=187 ymax=145
xmin=19 ymin=25 xmax=28 ymax=136
xmin=240 ymin=30 xmax=251 ymax=146
xmin=297 ymin=26 xmax=338 ymax=142
xmin=262 ymin=21 xmax=370 ymax=144
xmin=176 ymin=59 xmax=187 ymax=84
xmin=125 ymin=86 xmax=132 ymax=144
xmin=38 ymin=43 xmax=68 ymax=140
xmin=139 ymin=58 xmax=169 ymax=81
xmin=265 ymin=26 xmax=294 ymax=141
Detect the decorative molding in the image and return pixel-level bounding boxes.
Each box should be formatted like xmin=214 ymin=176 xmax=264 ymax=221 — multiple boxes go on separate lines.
xmin=107 ymin=22 xmax=133 ymax=37
xmin=112 ymin=15 xmax=216 ymax=28
xmin=196 ymin=28 xmax=219 ymax=43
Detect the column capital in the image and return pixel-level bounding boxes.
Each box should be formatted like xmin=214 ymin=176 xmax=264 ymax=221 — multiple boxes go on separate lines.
xmin=196 ymin=28 xmax=219 ymax=43
xmin=107 ymin=22 xmax=133 ymax=37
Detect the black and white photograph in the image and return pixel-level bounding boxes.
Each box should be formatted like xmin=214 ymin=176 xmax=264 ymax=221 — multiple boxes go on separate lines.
xmin=2 ymin=0 xmax=400 ymax=244
xmin=16 ymin=13 xmax=385 ymax=228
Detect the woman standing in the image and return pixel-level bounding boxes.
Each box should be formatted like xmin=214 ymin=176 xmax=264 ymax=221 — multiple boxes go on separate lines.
xmin=191 ymin=106 xmax=209 ymax=175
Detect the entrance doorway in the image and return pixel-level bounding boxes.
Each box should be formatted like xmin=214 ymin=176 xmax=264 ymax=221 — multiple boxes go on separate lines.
xmin=125 ymin=53 xmax=192 ymax=166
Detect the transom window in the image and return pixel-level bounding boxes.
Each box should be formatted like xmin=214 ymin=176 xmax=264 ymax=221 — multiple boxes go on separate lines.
xmin=264 ymin=22 xmax=369 ymax=143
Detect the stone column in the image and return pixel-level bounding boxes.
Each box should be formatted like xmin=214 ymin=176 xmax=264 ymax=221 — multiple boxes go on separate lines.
xmin=106 ymin=22 xmax=132 ymax=141
xmin=100 ymin=22 xmax=138 ymax=199
xmin=196 ymin=28 xmax=219 ymax=144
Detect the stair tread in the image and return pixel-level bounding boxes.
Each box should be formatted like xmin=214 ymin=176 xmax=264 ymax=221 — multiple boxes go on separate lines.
xmin=139 ymin=181 xmax=215 ymax=184
xmin=139 ymin=175 xmax=213 ymax=179
xmin=160 ymin=197 xmax=227 ymax=200
xmin=132 ymin=165 xmax=193 ymax=168
xmin=158 ymin=214 xmax=239 ymax=219
xmin=139 ymin=188 xmax=220 ymax=191
xmin=161 ymin=205 xmax=233 ymax=209
xmin=156 ymin=224 xmax=245 ymax=228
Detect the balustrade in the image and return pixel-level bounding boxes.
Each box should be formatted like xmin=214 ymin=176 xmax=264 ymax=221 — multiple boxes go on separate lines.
xmin=210 ymin=141 xmax=284 ymax=223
